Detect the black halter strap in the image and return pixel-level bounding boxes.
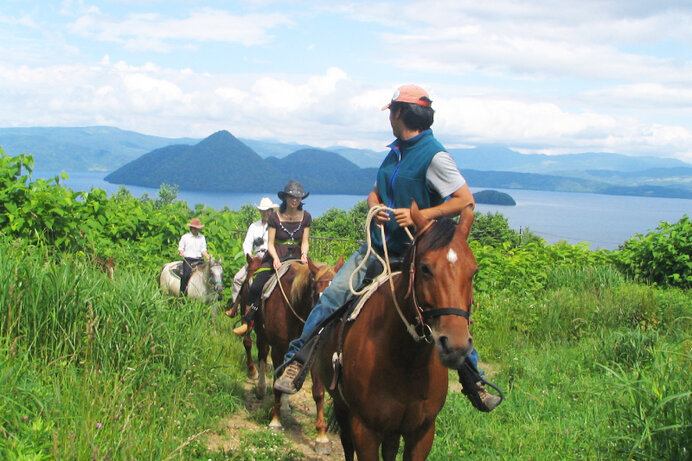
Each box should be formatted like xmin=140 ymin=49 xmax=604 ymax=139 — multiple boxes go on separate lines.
xmin=421 ymin=307 xmax=470 ymax=321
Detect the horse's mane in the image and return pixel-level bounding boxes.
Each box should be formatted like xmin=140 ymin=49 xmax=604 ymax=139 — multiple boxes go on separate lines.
xmin=290 ymin=262 xmax=328 ymax=304
xmin=415 ymin=217 xmax=457 ymax=255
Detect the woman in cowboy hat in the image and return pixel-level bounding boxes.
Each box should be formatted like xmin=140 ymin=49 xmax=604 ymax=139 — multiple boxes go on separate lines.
xmin=178 ymin=217 xmax=212 ymax=296
xmin=233 ymin=180 xmax=311 ymax=335
xmin=226 ymin=197 xmax=280 ymax=316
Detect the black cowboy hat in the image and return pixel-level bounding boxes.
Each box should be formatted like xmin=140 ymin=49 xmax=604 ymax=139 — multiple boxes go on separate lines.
xmin=278 ymin=180 xmax=309 ymax=201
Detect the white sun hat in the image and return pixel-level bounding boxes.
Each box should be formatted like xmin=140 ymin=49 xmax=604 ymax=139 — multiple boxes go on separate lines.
xmin=256 ymin=197 xmax=279 ymax=211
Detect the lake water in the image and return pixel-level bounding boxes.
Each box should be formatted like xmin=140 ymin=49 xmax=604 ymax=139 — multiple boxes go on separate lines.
xmin=34 ymin=170 xmax=690 ymax=250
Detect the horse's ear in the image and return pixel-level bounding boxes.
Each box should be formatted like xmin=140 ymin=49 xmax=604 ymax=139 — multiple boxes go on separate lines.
xmin=334 ymin=255 xmax=345 ymax=273
xmin=456 ymin=204 xmax=474 ymax=241
xmin=246 ymin=253 xmax=253 ymax=264
xmin=219 ymin=256 xmax=223 ymax=263
xmin=410 ymin=200 xmax=429 ymax=232
xmin=307 ymin=257 xmax=320 ymax=274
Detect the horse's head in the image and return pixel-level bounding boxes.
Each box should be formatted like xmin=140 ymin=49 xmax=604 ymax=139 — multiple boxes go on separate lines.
xmin=245 ymin=253 xmax=263 ymax=279
xmin=405 ymin=202 xmax=477 ymax=369
xmin=209 ymin=257 xmax=224 ymax=293
xmin=307 ymin=256 xmax=344 ymax=300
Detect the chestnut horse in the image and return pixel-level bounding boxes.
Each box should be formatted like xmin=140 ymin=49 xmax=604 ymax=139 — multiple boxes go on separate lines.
xmin=228 ymin=254 xmax=264 ymax=379
xmin=255 ymin=256 xmax=344 ymax=454
xmin=313 ymin=203 xmax=477 ymax=460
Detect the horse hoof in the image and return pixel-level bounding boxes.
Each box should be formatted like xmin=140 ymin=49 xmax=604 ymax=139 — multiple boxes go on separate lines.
xmin=315 ymin=441 xmax=331 ymax=455
xmin=268 ymin=421 xmax=283 ymax=431
xmin=255 ymin=387 xmax=266 ymax=400
xmin=248 ymin=369 xmax=259 ymax=380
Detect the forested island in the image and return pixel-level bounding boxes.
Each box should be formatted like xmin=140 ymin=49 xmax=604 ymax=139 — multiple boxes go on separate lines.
xmin=473 ymin=189 xmax=516 ymax=205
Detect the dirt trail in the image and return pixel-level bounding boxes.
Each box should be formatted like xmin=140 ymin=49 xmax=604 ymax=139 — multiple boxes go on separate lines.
xmin=207 ymin=372 xmax=345 ymax=460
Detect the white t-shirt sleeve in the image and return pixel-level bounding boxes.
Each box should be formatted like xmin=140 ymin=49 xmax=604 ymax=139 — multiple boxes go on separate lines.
xmin=426 ymin=151 xmax=466 ymax=198
xmin=242 ymin=223 xmax=255 ymax=255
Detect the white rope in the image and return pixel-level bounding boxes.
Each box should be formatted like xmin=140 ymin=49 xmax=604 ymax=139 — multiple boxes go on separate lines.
xmin=349 ymin=205 xmax=423 ymax=341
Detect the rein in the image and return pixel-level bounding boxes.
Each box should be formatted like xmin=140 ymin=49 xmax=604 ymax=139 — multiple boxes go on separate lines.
xmin=275 ymin=259 xmax=307 ymax=324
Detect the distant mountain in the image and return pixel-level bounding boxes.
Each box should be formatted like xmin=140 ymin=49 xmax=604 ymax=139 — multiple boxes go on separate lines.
xmin=104 ymin=131 xmax=376 ymax=195
xmin=267 ymin=149 xmax=377 ymax=194
xmin=449 ymin=145 xmax=690 ymax=174
xmin=3 ymin=125 xmax=692 ymax=198
xmin=461 ymin=169 xmax=692 ymax=199
xmin=0 ymin=126 xmax=197 ymax=171
xmin=239 ymin=139 xmax=387 ymax=168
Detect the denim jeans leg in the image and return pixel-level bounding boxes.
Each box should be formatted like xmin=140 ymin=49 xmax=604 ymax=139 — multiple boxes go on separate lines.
xmin=468 ymin=348 xmax=484 ymax=377
xmin=284 ymin=244 xmax=374 ymax=362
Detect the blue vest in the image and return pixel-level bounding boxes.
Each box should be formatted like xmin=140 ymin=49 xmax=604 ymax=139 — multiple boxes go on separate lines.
xmin=372 ymin=129 xmax=446 ymax=256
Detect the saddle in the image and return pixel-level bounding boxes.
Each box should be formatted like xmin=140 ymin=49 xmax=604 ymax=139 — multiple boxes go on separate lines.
xmin=169 ymin=260 xmax=204 ymax=279
xmin=275 ymin=258 xmax=405 ymax=392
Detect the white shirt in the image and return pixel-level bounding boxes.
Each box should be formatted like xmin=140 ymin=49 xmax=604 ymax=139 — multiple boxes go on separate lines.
xmin=242 ymin=220 xmax=270 ymax=256
xmin=178 ymin=232 xmax=207 ymax=258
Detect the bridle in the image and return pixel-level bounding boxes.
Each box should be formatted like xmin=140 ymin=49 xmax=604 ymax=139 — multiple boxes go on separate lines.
xmin=397 ymin=219 xmax=472 ymax=343
xmin=404 ymin=225 xmax=471 ymax=342
xmin=208 ymin=261 xmax=224 ymax=291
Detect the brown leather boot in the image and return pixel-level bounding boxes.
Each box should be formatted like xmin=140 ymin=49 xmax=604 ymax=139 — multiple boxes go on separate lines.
xmin=476 ymin=382 xmax=502 ymax=412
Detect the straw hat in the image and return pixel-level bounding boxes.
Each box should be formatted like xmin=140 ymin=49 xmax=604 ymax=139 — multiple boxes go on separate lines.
xmin=278 ymin=180 xmax=309 ymax=201
xmin=256 ymin=197 xmax=279 ymax=211
xmin=186 ymin=218 xmax=204 ymax=229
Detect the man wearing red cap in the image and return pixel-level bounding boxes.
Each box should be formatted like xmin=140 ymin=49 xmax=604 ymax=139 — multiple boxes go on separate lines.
xmin=178 ymin=217 xmax=211 ymax=296
xmin=275 ymin=84 xmax=502 ymax=412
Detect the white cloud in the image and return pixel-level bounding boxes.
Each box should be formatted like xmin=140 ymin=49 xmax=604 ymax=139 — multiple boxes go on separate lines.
xmin=67 ymin=7 xmax=293 ymax=50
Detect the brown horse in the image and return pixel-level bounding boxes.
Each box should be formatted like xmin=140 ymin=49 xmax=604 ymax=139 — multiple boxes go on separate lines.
xmin=227 ymin=254 xmax=264 ymax=379
xmin=255 ymin=256 xmax=344 ymax=454
xmin=313 ymin=203 xmax=477 ymax=460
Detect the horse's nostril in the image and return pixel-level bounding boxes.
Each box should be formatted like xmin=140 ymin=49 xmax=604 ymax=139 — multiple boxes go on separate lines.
xmin=439 ymin=335 xmax=451 ymax=352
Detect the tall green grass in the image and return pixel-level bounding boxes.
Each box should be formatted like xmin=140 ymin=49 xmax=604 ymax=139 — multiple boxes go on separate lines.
xmin=431 ymin=264 xmax=691 ymax=460
xmin=0 ymin=238 xmax=248 ymax=459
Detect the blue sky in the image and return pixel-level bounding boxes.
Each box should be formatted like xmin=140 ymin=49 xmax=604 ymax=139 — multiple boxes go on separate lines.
xmin=2 ymin=1 xmax=692 ymax=162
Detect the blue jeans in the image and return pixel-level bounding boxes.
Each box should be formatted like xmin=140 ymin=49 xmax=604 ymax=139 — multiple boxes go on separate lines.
xmin=283 ymin=243 xmax=483 ymax=373
xmin=285 ymin=243 xmax=377 ymax=362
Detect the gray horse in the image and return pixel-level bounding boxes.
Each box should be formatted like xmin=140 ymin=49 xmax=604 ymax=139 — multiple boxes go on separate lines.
xmin=159 ymin=258 xmax=224 ymax=303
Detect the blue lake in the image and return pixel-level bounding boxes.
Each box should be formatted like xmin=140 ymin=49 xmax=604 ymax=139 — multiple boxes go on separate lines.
xmin=34 ymin=170 xmax=691 ymax=250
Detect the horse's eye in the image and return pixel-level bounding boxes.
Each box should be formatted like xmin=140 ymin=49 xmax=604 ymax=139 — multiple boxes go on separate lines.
xmin=420 ymin=263 xmax=433 ymax=278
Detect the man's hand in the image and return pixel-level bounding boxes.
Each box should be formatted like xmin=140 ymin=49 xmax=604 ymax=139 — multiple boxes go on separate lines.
xmin=372 ymin=207 xmax=391 ymax=225
xmin=392 ymin=208 xmax=413 ymax=228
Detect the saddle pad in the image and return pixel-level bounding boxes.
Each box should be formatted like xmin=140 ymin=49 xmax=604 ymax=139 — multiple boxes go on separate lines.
xmin=260 ymin=260 xmax=298 ymax=300
xmin=347 ymin=271 xmax=402 ymax=322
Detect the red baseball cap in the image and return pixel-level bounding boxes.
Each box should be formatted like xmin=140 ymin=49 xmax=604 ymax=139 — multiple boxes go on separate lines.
xmin=382 ymin=84 xmax=432 ymax=110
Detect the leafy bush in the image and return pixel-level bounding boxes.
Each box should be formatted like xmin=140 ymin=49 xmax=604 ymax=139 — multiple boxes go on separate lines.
xmin=616 ymin=215 xmax=692 ymax=288
xmin=469 ymin=211 xmax=541 ymax=248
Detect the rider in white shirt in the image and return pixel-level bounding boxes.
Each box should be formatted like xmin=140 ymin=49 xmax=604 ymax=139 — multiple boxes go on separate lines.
xmin=226 ymin=197 xmax=279 ymax=315
xmin=178 ymin=218 xmax=211 ymax=295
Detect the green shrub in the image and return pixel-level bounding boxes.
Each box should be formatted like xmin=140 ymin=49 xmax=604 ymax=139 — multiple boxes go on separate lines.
xmin=616 ymin=215 xmax=692 ymax=288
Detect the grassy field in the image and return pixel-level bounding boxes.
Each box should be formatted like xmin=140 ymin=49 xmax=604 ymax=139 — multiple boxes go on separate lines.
xmin=1 ymin=238 xmax=690 ymax=460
